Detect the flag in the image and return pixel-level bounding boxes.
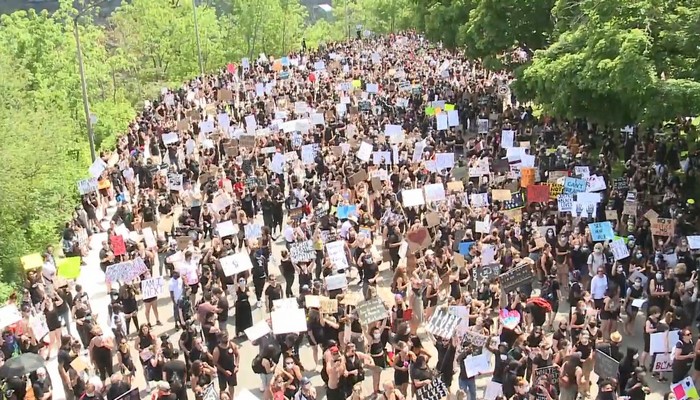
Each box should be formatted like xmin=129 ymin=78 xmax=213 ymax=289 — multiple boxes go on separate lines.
xmin=671 ymin=377 xmax=699 ymax=400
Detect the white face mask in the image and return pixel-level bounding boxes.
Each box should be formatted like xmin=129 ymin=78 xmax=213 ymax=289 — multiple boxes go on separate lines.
xmin=500 ymin=354 xmax=507 ymax=361
xmin=373 ymin=334 xmax=381 ymax=340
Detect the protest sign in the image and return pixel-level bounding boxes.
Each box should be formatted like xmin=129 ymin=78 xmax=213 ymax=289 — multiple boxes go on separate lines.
xmin=520 ymin=167 xmax=535 ymax=188
xmin=406 ymin=227 xmax=432 ymax=252
xmin=424 ymin=183 xmax=446 ymax=202
xmin=0 ymin=305 xmax=22 ymax=330
xmin=356 ymin=298 xmax=388 ymax=325
xmin=499 ymin=264 xmax=534 ymax=293
xmin=652 ymin=353 xmax=673 ymax=372
xmin=320 ymin=297 xmax=338 ymax=314
xmin=326 ymin=240 xmax=349 ymax=271
xmin=244 ymin=223 xmax=262 ymax=240
xmin=462 ymin=330 xmax=489 ymax=347
xmin=271 ymin=307 xmax=307 ymax=334
xmin=325 ymin=273 xmax=348 ymax=291
xmin=105 ymin=258 xmax=147 ymax=283
xmin=110 ymin=235 xmax=126 ymax=256
xmin=217 ymin=220 xmax=237 ymax=237
xmin=650 ymin=330 xmax=680 ymax=354
xmin=503 ymin=191 xmax=525 ymax=210
xmin=670 ymin=377 xmax=699 ymax=400
xmin=426 ymin=307 xmax=462 ymax=338
xmin=610 ymin=238 xmax=630 ymax=260
xmin=563 ymin=177 xmax=587 ymax=195
xmin=492 ymin=189 xmax=511 ymax=201
xmin=140 ymin=277 xmax=164 ymax=300
xmin=402 ymin=189 xmax=425 ymax=207
xmin=415 ymin=378 xmax=448 ymax=400
xmin=527 ymin=184 xmax=550 ymax=203
xmin=220 ymin=253 xmax=254 ymax=277
xmin=651 ymin=218 xmax=675 ymax=236
xmin=289 ymin=240 xmax=315 ymax=263
xmin=475 ymin=263 xmax=501 ymax=283
xmin=589 ymin=221 xmax=615 ymax=241
xmin=244 ymin=320 xmax=272 ymax=342
xmin=535 ymin=365 xmax=560 ymax=381
xmin=77 ymin=178 xmax=98 ymax=195
xmin=273 ymin=298 xmax=299 ymax=310
xmin=594 ymin=350 xmax=620 ymax=379
xmin=465 ymin=350 xmax=494 ymax=378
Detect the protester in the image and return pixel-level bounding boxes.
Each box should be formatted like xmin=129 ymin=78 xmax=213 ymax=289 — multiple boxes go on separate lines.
xmin=5 ymin=30 xmax=700 ymax=400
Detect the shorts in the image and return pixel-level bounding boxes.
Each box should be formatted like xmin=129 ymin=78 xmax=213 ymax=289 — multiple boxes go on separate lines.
xmin=593 ymin=298 xmax=605 ymax=310
xmin=218 ymin=373 xmax=237 ymax=390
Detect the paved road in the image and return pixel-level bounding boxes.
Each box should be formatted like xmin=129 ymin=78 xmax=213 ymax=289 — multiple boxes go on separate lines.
xmin=45 ymin=203 xmax=673 ymax=400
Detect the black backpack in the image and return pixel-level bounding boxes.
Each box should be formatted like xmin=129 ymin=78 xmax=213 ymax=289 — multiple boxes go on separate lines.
xmin=252 ymin=355 xmax=266 ymax=374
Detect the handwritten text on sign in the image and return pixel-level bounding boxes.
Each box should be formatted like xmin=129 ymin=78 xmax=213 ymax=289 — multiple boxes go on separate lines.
xmin=650 ymin=218 xmax=675 ymax=236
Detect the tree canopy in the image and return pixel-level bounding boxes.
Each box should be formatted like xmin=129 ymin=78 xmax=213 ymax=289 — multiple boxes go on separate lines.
xmin=415 ymin=0 xmax=700 ymax=124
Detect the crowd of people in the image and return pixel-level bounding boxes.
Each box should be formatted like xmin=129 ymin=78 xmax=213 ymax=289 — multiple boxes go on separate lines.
xmin=1 ymin=30 xmax=700 ymax=400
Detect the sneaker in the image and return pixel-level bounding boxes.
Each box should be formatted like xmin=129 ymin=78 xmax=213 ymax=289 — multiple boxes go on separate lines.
xmin=156 ymin=321 xmax=163 ymax=326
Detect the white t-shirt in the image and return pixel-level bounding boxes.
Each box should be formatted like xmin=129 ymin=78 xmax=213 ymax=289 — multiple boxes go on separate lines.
xmin=169 ymin=277 xmax=184 ymax=302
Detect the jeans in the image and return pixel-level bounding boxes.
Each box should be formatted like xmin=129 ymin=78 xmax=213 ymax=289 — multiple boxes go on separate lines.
xmin=260 ymin=372 xmax=273 ymax=390
xmin=59 ymin=310 xmax=72 ymax=336
xmin=459 ymin=377 xmax=477 ymax=400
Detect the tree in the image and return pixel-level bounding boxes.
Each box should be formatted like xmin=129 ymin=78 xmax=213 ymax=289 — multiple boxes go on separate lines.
xmin=514 ymin=0 xmax=700 ymax=125
xmin=462 ymin=0 xmax=554 ymax=66
xmin=108 ymin=0 xmax=227 ymax=81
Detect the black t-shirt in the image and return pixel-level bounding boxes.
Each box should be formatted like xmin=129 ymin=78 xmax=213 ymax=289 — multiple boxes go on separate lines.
xmin=217 ymin=297 xmax=229 ymax=322
xmin=106 ymin=381 xmax=132 ymax=400
xmin=163 ymin=359 xmax=187 ymax=383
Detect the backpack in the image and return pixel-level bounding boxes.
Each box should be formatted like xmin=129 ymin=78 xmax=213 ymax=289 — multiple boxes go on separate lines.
xmin=252 ymin=355 xmax=266 ymax=374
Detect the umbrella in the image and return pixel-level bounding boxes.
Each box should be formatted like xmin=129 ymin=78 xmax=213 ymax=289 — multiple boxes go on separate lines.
xmin=0 ymin=353 xmax=46 ymax=378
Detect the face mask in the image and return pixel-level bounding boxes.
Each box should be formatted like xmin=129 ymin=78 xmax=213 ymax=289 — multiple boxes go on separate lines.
xmin=633 ymin=353 xmax=639 ymax=360
xmin=574 ymin=245 xmax=580 ymax=250
xmin=582 ymin=247 xmax=589 ymax=252
xmin=634 ymin=282 xmax=642 ymax=288
xmin=595 ymin=249 xmax=602 ymax=254
xmin=373 ymin=334 xmax=381 ymax=340
xmin=523 ymin=385 xmax=531 ymax=393
xmin=636 ymin=253 xmax=643 ymax=259
xmin=547 ymin=233 xmax=554 ymax=237
xmin=656 ymin=273 xmax=663 ymax=280
xmin=500 ymin=354 xmax=507 ymax=361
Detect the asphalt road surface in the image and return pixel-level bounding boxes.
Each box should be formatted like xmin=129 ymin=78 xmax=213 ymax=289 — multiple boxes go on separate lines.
xmin=43 ymin=203 xmax=674 ymax=400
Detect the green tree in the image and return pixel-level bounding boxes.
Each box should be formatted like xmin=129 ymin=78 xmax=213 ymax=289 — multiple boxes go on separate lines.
xmin=462 ymin=0 xmax=554 ymax=67
xmin=514 ymin=0 xmax=700 ymax=125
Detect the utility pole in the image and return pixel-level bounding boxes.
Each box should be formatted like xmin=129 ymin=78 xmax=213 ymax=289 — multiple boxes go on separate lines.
xmin=192 ymin=0 xmax=204 ymax=77
xmin=73 ymin=17 xmax=97 ymax=163
xmin=345 ymin=0 xmax=350 ymax=40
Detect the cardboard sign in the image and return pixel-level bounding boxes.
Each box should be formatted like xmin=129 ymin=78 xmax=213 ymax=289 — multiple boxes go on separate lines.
xmin=356 ymin=298 xmax=388 ymax=325
xmin=320 ymin=297 xmax=338 ymax=314
xmin=644 ymin=209 xmax=659 ymax=221
xmin=271 ymin=307 xmax=307 ymax=334
xmin=492 ymin=189 xmax=511 ymax=201
xmin=348 ymin=170 xmax=368 ymax=186
xmin=425 ymin=212 xmax=441 ymax=228
xmin=535 ymin=365 xmax=560 ymax=381
xmin=651 ymin=218 xmax=675 ymax=236
xmin=499 ymin=264 xmax=534 ymax=293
